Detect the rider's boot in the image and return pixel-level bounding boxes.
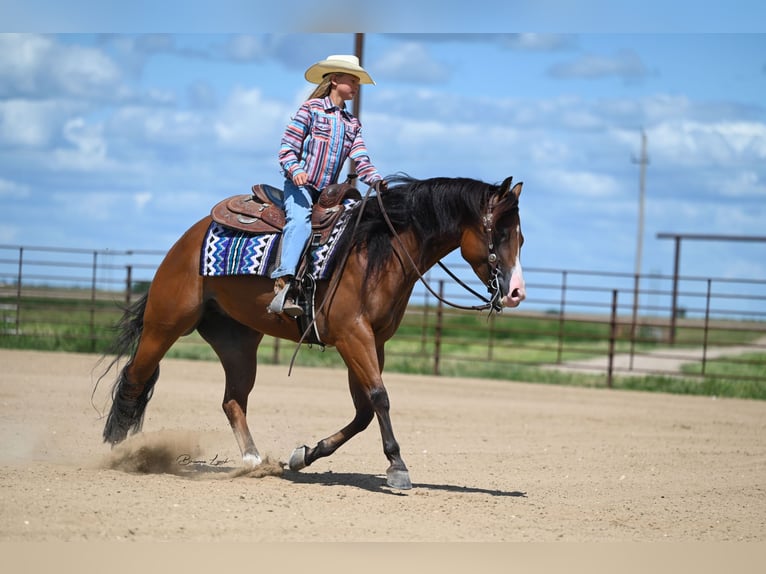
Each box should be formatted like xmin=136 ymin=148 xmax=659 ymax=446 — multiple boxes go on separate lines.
xmin=268 ymin=276 xmax=303 ymax=317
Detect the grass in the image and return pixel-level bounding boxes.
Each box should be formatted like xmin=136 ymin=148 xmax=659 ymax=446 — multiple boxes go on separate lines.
xmin=2 ymin=292 xmax=765 ymax=400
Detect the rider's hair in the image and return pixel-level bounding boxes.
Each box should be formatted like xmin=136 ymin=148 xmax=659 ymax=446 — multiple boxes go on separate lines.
xmin=308 ymin=74 xmax=334 ymax=100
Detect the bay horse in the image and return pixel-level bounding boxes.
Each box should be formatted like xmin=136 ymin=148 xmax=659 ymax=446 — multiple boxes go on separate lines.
xmin=101 ymin=175 xmax=526 ymax=490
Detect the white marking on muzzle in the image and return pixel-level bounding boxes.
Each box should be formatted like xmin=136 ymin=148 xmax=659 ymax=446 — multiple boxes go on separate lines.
xmin=503 ymin=233 xmax=526 ymax=308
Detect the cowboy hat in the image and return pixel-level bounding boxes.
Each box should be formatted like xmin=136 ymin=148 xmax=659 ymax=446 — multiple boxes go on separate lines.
xmin=304 ymin=54 xmax=375 ymax=85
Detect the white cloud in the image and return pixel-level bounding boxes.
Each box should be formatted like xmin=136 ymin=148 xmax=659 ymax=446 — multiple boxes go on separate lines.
xmin=0 ymin=33 xmax=51 ymax=95
xmin=187 ymin=81 xmax=217 ymax=109
xmin=53 ymin=44 xmax=123 ymax=99
xmin=0 ymin=33 xmax=123 ymax=100
xmin=650 ymin=120 xmax=766 ymax=167
xmin=0 ymin=99 xmax=83 ymax=147
xmin=0 ymin=177 xmax=30 ymax=198
xmin=213 ymin=87 xmax=288 ymax=150
xmin=502 ymin=33 xmax=577 ymax=51
xmin=134 ymin=192 xmax=152 ymax=210
xmin=225 ymin=35 xmax=268 ymax=62
xmin=549 ymin=49 xmax=651 ymax=82
xmin=538 ymin=169 xmax=623 ymax=199
xmin=719 ymin=171 xmax=765 ymax=198
xmin=51 ymin=190 xmax=123 ymax=222
xmin=51 ymin=117 xmax=110 ymax=171
xmin=108 ymin=105 xmax=210 ymax=146
xmin=373 ymin=42 xmax=450 ymax=84
xmin=0 ymin=224 xmax=19 ymax=243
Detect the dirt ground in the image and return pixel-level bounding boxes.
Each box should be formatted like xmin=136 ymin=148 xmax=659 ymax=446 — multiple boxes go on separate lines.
xmin=1 ymin=348 xmax=765 ymax=544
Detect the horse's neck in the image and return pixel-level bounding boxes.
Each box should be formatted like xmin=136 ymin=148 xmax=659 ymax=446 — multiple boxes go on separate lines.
xmin=393 ymin=230 xmax=461 ymax=282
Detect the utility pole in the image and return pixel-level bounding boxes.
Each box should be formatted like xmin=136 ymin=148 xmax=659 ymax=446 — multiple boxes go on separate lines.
xmin=629 ymin=130 xmax=649 ymax=366
xmin=633 ymin=129 xmax=649 ymax=278
xmin=348 ymin=33 xmax=365 ymax=181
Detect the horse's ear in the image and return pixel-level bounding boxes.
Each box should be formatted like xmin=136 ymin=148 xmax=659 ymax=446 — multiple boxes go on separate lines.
xmin=499 ymin=177 xmax=522 ymax=201
xmin=499 ymin=176 xmax=514 ymax=195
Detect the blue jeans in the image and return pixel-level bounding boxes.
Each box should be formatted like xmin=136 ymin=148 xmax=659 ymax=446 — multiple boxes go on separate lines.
xmin=270 ymin=179 xmax=314 ymax=279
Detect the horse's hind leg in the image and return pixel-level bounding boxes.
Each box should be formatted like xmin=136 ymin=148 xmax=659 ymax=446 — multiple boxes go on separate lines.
xmin=197 ymin=308 xmax=264 ymax=468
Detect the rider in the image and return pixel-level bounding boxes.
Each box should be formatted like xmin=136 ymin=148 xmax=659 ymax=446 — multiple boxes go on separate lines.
xmin=270 ymin=54 xmax=384 ymax=317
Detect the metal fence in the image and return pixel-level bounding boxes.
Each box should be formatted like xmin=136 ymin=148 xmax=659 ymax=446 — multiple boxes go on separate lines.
xmin=1 ymin=243 xmax=765 ymax=386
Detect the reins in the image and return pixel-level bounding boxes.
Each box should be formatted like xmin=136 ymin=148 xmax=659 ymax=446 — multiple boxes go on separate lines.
xmin=374 ymin=183 xmax=503 ymax=313
xmin=289 ymin=179 xmax=503 ymax=372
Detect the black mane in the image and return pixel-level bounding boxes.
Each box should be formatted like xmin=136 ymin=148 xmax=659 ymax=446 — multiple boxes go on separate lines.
xmin=340 ymin=175 xmax=500 ymax=286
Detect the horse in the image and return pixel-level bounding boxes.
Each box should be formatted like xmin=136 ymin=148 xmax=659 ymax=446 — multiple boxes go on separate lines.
xmin=100 ymin=175 xmax=526 ymax=490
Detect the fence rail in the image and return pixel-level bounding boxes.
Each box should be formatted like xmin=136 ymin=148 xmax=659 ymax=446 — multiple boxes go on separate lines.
xmin=1 ymin=243 xmax=765 ymax=388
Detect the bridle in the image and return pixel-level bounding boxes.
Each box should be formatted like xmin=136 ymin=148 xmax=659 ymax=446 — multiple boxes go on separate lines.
xmin=376 ymin=182 xmax=506 ymax=314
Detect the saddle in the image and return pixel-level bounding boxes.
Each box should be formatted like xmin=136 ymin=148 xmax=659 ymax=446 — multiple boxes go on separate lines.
xmin=211 ymin=182 xmax=362 ymax=246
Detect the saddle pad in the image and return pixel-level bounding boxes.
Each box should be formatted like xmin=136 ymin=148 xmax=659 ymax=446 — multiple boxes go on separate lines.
xmin=200 ymin=198 xmax=358 ymax=279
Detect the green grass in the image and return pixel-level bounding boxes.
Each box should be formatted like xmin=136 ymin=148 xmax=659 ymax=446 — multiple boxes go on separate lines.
xmin=2 ymin=293 xmax=765 ymax=400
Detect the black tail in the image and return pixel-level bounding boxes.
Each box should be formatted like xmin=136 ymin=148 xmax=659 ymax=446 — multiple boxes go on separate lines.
xmin=98 ymin=293 xmax=159 ymax=445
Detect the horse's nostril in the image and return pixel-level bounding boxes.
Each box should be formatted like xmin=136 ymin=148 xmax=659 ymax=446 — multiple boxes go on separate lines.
xmin=510 ymin=288 xmax=526 ymax=301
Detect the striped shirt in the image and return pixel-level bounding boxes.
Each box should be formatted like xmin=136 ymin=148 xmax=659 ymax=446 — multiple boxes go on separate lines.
xmin=278 ymin=96 xmax=382 ymax=190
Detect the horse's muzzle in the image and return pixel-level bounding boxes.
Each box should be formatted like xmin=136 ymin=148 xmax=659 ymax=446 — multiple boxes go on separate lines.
xmin=502 ymin=269 xmax=526 ymax=308
xmin=502 ymin=288 xmax=526 ymax=308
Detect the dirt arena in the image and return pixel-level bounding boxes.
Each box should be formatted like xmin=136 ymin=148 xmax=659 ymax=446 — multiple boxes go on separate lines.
xmin=1 ymin=348 xmax=764 ymax=543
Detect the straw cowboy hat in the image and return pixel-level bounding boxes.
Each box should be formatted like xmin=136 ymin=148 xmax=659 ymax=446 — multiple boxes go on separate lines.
xmin=304 ymin=54 xmax=375 ymax=85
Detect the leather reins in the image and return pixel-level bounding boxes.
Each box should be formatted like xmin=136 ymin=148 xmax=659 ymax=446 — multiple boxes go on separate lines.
xmin=374 ymin=182 xmax=504 ymax=313
xmin=289 ymin=180 xmax=504 ymax=372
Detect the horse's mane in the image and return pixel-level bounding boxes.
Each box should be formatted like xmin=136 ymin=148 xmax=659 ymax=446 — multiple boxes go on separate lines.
xmin=340 ymin=174 xmax=500 ymax=286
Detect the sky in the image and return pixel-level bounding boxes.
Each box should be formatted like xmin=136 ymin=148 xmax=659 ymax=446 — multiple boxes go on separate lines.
xmin=1 ymin=3 xmax=765 ymax=315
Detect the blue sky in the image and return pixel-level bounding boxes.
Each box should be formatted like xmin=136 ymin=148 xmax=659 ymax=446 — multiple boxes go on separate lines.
xmin=1 ymin=7 xmax=765 ymax=313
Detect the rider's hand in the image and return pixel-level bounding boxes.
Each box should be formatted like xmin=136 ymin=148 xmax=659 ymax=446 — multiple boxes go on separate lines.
xmin=293 ymin=172 xmax=309 ymax=187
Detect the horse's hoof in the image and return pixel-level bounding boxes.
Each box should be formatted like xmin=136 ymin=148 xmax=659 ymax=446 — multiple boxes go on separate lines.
xmin=288 ymin=445 xmax=308 ymax=471
xmin=386 ymin=468 xmax=412 ymax=490
xmin=242 ymin=453 xmax=262 ymax=469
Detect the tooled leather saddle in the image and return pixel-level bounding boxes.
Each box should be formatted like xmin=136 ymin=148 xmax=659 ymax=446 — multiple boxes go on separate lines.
xmin=211 ymin=182 xmax=362 ymax=246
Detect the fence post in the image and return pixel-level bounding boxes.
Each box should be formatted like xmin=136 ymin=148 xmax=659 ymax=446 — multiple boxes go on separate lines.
xmin=607 ymin=289 xmax=618 ymax=389
xmin=556 ymin=270 xmax=567 ymax=363
xmin=15 ymin=247 xmax=23 ymax=335
xmin=90 ymin=251 xmax=98 ymax=352
xmin=433 ymin=280 xmax=444 ymax=376
xmin=125 ymin=265 xmax=133 ymax=306
xmin=702 ymin=278 xmax=712 ymax=376
xmin=629 ymin=273 xmax=640 ymax=370
xmin=420 ymin=283 xmax=430 ymax=353
xmin=669 ymin=236 xmax=681 ymax=345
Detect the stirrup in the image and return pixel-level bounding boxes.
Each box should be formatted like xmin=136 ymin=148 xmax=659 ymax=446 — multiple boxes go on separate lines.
xmin=268 ymin=282 xmax=303 ymax=317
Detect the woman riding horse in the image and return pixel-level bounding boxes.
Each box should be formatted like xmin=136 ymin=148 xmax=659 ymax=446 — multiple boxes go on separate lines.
xmin=101 ymin=174 xmax=525 ymax=490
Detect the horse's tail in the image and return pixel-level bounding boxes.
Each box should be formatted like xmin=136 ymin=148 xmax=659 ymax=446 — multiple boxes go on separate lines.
xmin=98 ymin=293 xmax=159 ymax=445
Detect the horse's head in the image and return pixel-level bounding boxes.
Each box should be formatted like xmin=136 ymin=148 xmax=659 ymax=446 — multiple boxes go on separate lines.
xmin=460 ymin=176 xmax=526 ymax=310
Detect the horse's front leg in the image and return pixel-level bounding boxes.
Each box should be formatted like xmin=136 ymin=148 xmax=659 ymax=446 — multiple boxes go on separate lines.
xmin=368 ymin=381 xmax=411 ymax=490
xmin=287 ymin=379 xmax=374 ymax=470
xmin=288 ymin=339 xmax=411 ymax=490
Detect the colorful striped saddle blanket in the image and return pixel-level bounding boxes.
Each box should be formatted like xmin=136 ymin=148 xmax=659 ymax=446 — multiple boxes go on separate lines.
xmin=200 ymin=197 xmax=359 ymax=279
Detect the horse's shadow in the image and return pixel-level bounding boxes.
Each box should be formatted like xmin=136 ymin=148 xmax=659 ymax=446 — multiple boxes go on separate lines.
xmin=281 ymin=469 xmax=527 ymax=497
xmin=169 ymin=462 xmax=526 ymax=497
